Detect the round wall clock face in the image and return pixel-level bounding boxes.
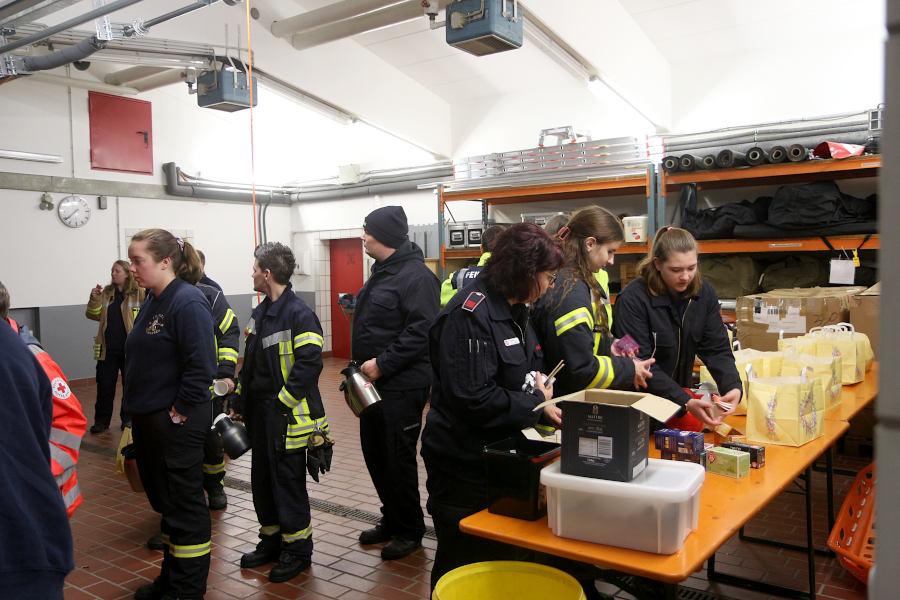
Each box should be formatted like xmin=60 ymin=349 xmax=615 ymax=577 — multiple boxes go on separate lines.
xmin=58 ymin=195 xmax=91 ymax=228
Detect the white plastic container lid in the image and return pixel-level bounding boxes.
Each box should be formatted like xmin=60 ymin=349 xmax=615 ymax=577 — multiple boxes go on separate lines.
xmin=541 ymin=458 xmax=705 ymax=501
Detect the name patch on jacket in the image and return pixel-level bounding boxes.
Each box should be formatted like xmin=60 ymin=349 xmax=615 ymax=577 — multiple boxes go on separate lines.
xmin=462 ymin=291 xmax=486 ymax=312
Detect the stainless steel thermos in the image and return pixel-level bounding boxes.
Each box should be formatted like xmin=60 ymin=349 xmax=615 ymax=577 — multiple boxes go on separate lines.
xmin=339 ymin=361 xmax=382 ymax=417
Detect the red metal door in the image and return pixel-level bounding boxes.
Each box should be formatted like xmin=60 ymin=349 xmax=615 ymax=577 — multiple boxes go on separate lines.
xmin=88 ymin=91 xmax=153 ymax=174
xmin=329 ymin=238 xmax=364 ymax=359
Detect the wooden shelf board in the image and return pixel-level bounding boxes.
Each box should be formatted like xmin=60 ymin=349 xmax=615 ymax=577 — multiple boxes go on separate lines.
xmin=443 ymin=174 xmax=648 ymax=204
xmin=696 ymin=234 xmax=878 ymax=254
xmin=664 ymin=155 xmax=881 ymax=190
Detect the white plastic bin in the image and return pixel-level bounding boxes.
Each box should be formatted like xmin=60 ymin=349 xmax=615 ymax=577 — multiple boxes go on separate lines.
xmin=622 ymin=216 xmax=648 ymax=242
xmin=541 ymin=458 xmax=704 ymax=554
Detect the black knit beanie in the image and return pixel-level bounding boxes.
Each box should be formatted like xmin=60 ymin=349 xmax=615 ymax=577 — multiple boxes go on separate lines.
xmin=364 ymin=206 xmax=408 ymax=249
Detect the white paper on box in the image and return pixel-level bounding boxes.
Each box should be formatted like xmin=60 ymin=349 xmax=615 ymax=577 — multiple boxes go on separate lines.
xmin=829 ymin=259 xmax=856 ymax=285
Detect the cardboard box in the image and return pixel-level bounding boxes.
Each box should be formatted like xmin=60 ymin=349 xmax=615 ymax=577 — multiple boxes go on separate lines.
xmin=720 ymin=441 xmax=766 ymax=468
xmin=554 ymin=389 xmax=681 ymax=482
xmin=850 ymin=283 xmax=880 ymax=355
xmin=736 ymin=286 xmax=867 ymax=351
xmin=706 ymin=447 xmax=750 ymax=478
xmin=660 ymin=449 xmax=708 ymax=468
xmin=654 ymin=429 xmax=705 ymax=455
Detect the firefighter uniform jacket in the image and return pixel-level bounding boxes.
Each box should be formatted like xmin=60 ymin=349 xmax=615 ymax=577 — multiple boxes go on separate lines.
xmin=439 ymin=252 xmax=491 ymax=307
xmin=237 ymin=284 xmax=328 ymax=452
xmin=532 ymin=270 xmax=635 ymax=397
xmin=85 ymin=286 xmax=145 ymax=361
xmin=9 ymin=320 xmax=86 ymax=517
xmin=613 ymin=278 xmax=741 ymax=406
xmin=422 ymin=277 xmax=546 ymax=486
xmin=352 ymin=241 xmax=440 ymax=392
xmin=197 ymin=283 xmax=239 ymax=381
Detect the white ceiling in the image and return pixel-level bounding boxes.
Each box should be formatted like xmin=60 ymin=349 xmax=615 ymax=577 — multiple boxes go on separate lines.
xmin=353 ymin=17 xmax=573 ymax=103
xmin=622 ymin=0 xmax=885 ymax=59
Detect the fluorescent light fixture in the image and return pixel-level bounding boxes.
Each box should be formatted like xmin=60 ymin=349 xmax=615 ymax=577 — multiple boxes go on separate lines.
xmin=0 ymin=148 xmax=62 ymax=163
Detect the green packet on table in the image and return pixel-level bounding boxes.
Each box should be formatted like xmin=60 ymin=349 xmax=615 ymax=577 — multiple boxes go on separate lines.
xmin=706 ymin=446 xmax=750 ymax=479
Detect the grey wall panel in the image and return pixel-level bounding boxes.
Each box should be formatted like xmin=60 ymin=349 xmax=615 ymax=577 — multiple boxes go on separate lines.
xmin=225 ymin=293 xmax=255 ymax=357
xmin=39 ymin=304 xmax=98 ymax=380
xmin=296 ymin=291 xmax=316 ymax=312
xmin=9 ymin=307 xmax=39 ymax=333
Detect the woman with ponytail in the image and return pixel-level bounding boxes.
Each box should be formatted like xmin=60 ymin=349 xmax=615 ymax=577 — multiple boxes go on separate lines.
xmin=533 ymin=206 xmax=654 ymax=395
xmin=613 ymin=227 xmax=741 ymax=428
xmin=124 ymin=228 xmax=216 ymax=600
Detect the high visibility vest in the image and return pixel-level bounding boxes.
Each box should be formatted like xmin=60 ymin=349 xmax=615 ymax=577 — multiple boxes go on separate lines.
xmin=8 ymin=319 xmax=87 ymax=517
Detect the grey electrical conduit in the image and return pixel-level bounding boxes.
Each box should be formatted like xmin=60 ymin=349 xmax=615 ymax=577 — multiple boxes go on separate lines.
xmin=163 ymin=162 xmax=454 ymax=204
xmin=17 ymin=35 xmax=106 ymax=72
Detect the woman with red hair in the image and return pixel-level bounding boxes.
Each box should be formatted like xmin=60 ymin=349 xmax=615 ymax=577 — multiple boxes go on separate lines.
xmin=422 ymin=223 xmax=565 ymax=589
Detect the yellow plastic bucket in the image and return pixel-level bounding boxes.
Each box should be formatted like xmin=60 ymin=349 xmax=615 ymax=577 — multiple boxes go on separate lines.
xmin=433 ymin=561 xmax=586 ymax=600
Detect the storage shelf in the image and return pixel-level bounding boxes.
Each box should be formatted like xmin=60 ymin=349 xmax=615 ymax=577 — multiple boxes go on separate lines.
xmin=443 ymin=243 xmax=650 ymax=261
xmin=696 ymin=234 xmax=879 ymax=254
xmin=442 ymin=173 xmax=650 ymax=204
xmin=663 ymin=155 xmax=881 ymax=191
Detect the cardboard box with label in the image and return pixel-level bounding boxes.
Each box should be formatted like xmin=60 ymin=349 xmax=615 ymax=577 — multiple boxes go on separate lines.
xmin=542 ymin=389 xmax=681 ymax=482
xmin=850 ymin=283 xmax=880 ymax=355
xmin=736 ymin=286 xmax=867 ymax=351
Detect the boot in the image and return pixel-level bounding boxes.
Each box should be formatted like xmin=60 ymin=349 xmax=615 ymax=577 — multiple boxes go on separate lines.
xmin=381 ymin=537 xmax=421 ymax=560
xmin=204 ymin=474 xmax=227 ymax=511
xmin=268 ymin=551 xmax=311 ymax=583
xmin=358 ymin=523 xmax=391 ymax=545
xmin=240 ymin=534 xmax=281 ymax=569
xmin=134 ymin=577 xmax=164 ymax=600
xmin=146 ymin=534 xmax=165 ymax=551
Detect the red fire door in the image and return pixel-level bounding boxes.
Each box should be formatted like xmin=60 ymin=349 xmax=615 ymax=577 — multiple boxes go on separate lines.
xmin=88 ymin=91 xmax=153 ymax=174
xmin=329 ymin=238 xmax=364 ymax=359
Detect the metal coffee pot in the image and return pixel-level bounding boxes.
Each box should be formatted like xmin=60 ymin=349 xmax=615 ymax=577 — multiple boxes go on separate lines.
xmin=339 ymin=361 xmax=382 ymax=417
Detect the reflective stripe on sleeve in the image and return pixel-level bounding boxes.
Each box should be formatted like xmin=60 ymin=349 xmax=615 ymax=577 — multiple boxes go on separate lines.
xmin=554 ymin=307 xmax=594 ymax=337
xmin=293 ymin=331 xmax=323 ymax=349
xmin=218 ymin=308 xmax=236 ymax=334
xmin=50 ymin=427 xmax=83 ymax=452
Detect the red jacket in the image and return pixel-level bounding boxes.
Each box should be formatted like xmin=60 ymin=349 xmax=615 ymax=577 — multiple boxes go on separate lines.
xmin=7 ymin=319 xmax=86 ymax=517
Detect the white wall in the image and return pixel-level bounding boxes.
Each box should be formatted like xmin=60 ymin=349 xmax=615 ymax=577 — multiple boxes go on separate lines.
xmin=670 ymin=35 xmax=884 ymax=133
xmin=0 ymin=188 xmax=291 ymax=308
xmin=0 ymin=73 xmax=436 ymax=185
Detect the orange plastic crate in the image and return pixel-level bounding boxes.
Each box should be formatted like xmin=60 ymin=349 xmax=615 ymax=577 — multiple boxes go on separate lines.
xmin=827 ymin=463 xmax=875 ymax=584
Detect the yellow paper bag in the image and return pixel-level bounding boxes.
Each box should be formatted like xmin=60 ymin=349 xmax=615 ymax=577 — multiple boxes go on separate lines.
xmin=116 ymin=425 xmax=133 ymax=475
xmin=808 ymin=323 xmax=873 ymax=384
xmin=701 ymin=348 xmax=784 ymax=415
xmin=778 ymin=335 xmax=819 ymax=356
xmin=781 ymin=351 xmax=842 ymax=410
xmin=746 ymin=375 xmax=825 ymax=447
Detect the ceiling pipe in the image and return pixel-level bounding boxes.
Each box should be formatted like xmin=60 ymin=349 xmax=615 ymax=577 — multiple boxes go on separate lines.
xmin=17 ymin=34 xmax=104 ymax=72
xmin=290 ymin=0 xmax=452 ymax=51
xmin=0 ymin=0 xmax=82 ymax=27
xmin=0 ymin=0 xmax=145 ymax=55
xmin=104 ymin=65 xmax=170 ymax=85
xmin=164 ymin=162 xmax=452 ymax=204
xmin=271 ymin=0 xmax=401 ymax=38
xmin=163 ymin=162 xmax=293 ymax=205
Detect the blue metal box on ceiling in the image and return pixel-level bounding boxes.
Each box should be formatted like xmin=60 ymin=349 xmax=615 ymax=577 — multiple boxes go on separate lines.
xmin=446 ymin=0 xmax=524 ymax=57
xmin=197 ymin=65 xmax=258 ymax=112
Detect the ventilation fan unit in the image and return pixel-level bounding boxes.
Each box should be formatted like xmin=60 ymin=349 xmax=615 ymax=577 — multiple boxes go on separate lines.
xmin=446 ymin=0 xmax=523 ymax=57
xmin=197 ymin=64 xmax=257 ymax=112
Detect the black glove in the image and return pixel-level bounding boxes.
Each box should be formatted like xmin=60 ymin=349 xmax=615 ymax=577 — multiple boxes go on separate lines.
xmin=224 ymin=392 xmax=243 ymax=418
xmin=306 ymin=426 xmax=334 ymax=483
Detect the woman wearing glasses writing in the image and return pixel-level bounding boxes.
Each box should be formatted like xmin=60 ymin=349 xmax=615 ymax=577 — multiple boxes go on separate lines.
xmin=422 ymin=223 xmax=564 ymax=590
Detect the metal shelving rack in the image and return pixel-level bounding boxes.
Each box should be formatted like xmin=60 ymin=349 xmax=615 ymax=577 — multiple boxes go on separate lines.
xmin=437 ymin=165 xmax=657 ymax=277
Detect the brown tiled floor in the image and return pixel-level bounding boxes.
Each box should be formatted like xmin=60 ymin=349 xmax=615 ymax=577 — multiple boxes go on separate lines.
xmin=65 ymin=357 xmax=870 ymax=599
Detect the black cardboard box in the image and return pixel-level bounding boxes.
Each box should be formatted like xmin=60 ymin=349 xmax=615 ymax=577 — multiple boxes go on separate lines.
xmin=556 ymin=389 xmax=680 ymax=482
